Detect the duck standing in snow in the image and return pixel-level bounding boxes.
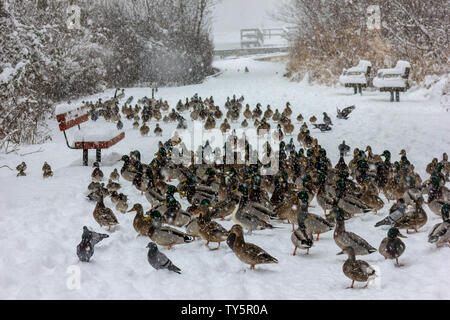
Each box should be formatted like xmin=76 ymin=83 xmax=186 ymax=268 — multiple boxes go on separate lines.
xmin=42 ymin=162 xmax=53 ymax=178
xmin=93 ymin=195 xmax=119 ymax=231
xmin=91 ymin=162 xmax=104 ymax=182
xmin=16 ymin=161 xmax=26 ymax=177
xmin=338 ymin=247 xmax=376 ymax=289
xmin=227 ymin=224 xmax=278 ymax=270
xmin=154 ymin=124 xmax=163 ymax=136
xmin=334 ymin=208 xmax=377 ymax=255
xmin=428 ymin=204 xmax=450 ymax=248
xmin=291 ymin=210 xmax=314 ymax=255
xmin=109 ymin=168 xmax=120 ymax=181
xmin=379 ymin=227 xmax=407 ymax=266
xmin=146 ymin=242 xmax=181 ymax=274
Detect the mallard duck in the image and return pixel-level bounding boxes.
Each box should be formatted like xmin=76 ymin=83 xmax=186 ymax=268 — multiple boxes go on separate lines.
xmin=232 ymin=185 xmax=275 ymax=233
xmin=127 ymin=203 xmax=153 ymax=236
xmin=106 ymin=179 xmax=121 ymax=192
xmin=119 ymin=155 xmax=137 ymax=182
xmin=196 ymin=208 xmax=228 ymax=250
xmin=334 ymin=208 xmax=377 ymax=255
xmin=42 ymin=162 xmax=53 ymax=178
xmin=132 ymin=120 xmax=140 ymax=129
xmin=264 ymin=105 xmax=273 ymax=119
xmin=309 ymin=115 xmax=317 ymax=123
xmin=109 ymin=168 xmax=120 ymax=181
xmin=204 ymin=115 xmax=216 ymax=130
xmin=305 ymin=211 xmax=335 ymax=241
xmin=93 ymin=195 xmax=119 ymax=231
xmin=220 ymin=119 xmax=230 ymax=133
xmin=379 ymin=227 xmax=407 ymax=266
xmin=154 ymin=124 xmax=163 ymax=136
xmin=163 ymin=197 xmax=191 ymax=227
xmin=291 ymin=211 xmax=314 ymax=255
xmin=395 ymin=197 xmax=428 ymax=233
xmin=338 ymin=247 xmax=376 ymax=289
xmin=272 ymin=109 xmax=280 ymax=121
xmin=428 ymin=204 xmax=450 ymax=247
xmin=296 ymin=113 xmax=304 ymax=122
xmin=241 ymin=119 xmax=248 ymax=128
xmin=147 ymin=211 xmax=194 ymax=249
xmin=16 ymin=162 xmax=27 ymax=176
xmin=140 ymin=123 xmax=150 ymax=136
xmin=227 ymin=224 xmax=278 ymax=270
xmin=360 ymin=183 xmax=384 ymax=214
xmin=91 ymin=162 xmax=104 ymax=182
xmin=283 ymin=102 xmax=292 ymax=117
xmin=116 ymin=198 xmax=129 ymax=214
xmin=243 ymin=104 xmax=252 ymax=119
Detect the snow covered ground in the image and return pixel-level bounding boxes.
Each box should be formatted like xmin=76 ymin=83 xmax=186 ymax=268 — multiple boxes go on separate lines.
xmin=0 ymin=55 xmax=449 ymax=299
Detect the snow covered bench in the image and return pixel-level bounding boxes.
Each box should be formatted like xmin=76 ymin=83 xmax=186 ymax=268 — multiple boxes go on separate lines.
xmin=373 ymin=61 xmax=411 ymax=102
xmin=56 ymin=105 xmax=125 ymax=166
xmin=339 ymin=60 xmax=372 ymax=95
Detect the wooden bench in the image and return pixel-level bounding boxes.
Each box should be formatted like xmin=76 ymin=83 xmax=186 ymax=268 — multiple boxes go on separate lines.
xmin=373 ymin=60 xmax=411 ymax=102
xmin=339 ymin=60 xmax=372 ymax=95
xmin=56 ymin=105 xmax=125 ymax=166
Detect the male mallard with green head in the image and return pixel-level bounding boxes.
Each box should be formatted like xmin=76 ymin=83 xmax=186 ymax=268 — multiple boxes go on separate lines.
xmin=291 ymin=210 xmax=313 ymax=255
xmin=379 ymin=227 xmax=407 ymax=266
xmin=428 ymin=204 xmax=450 ymax=248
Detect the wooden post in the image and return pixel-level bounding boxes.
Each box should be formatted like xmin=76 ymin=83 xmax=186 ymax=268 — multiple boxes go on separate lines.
xmin=96 ymin=149 xmax=101 ymax=163
xmin=390 ymin=91 xmax=394 ymax=102
xmin=83 ymin=149 xmax=88 ymax=166
xmin=395 ymin=90 xmax=400 ymax=102
xmin=354 ymin=87 xmax=357 ymax=94
xmin=358 ymin=86 xmax=362 ymax=95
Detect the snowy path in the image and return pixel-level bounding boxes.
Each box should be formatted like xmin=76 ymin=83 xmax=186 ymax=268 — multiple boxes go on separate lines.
xmin=0 ymin=55 xmax=449 ymax=299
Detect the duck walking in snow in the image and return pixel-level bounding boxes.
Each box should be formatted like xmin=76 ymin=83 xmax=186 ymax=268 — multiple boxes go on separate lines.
xmin=91 ymin=162 xmax=104 ymax=181
xmin=147 ymin=242 xmax=181 ymax=274
xmin=291 ymin=210 xmax=314 ymax=255
xmin=227 ymin=224 xmax=278 ymax=270
xmin=338 ymin=247 xmax=376 ymax=289
xmin=379 ymin=227 xmax=407 ymax=266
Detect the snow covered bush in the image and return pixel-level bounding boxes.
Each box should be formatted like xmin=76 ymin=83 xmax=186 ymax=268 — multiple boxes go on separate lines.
xmin=0 ymin=0 xmax=215 ymax=150
xmin=277 ymin=0 xmax=449 ymax=85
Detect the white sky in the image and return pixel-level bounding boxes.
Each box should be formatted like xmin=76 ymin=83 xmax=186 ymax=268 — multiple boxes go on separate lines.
xmin=211 ymin=0 xmax=286 ymax=34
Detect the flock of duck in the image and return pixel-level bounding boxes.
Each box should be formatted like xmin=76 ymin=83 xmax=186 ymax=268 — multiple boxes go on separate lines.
xmin=69 ymin=92 xmax=450 ymax=288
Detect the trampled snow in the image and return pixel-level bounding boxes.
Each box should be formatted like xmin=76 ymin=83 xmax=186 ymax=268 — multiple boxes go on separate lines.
xmin=0 ymin=55 xmax=449 ymax=299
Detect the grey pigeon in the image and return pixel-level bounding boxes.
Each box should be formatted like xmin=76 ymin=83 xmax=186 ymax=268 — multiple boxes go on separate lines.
xmin=77 ymin=231 xmax=94 ymax=262
xmin=117 ymin=120 xmax=123 ymax=130
xmin=339 ymin=140 xmax=350 ymax=157
xmin=323 ymin=112 xmax=333 ymax=126
xmin=312 ymin=123 xmax=332 ymax=132
xmin=147 ymin=242 xmax=181 ymax=274
xmin=337 ymin=105 xmax=356 ymax=119
xmin=82 ymin=226 xmax=109 ymax=246
xmin=374 ymin=199 xmax=407 ymax=227
xmin=125 ymin=96 xmax=134 ymax=105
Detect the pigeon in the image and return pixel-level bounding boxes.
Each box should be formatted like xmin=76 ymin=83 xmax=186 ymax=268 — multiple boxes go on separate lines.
xmin=125 ymin=96 xmax=134 ymax=105
xmin=339 ymin=140 xmax=351 ymax=157
xmin=77 ymin=230 xmax=94 ymax=262
xmin=116 ymin=120 xmax=123 ymax=130
xmin=337 ymin=105 xmax=356 ymax=119
xmin=312 ymin=123 xmax=332 ymax=132
xmin=374 ymin=199 xmax=407 ymax=227
xmin=82 ymin=226 xmax=109 ymax=246
xmin=91 ymin=110 xmax=99 ymax=121
xmin=323 ymin=112 xmax=333 ymax=126
xmin=146 ymin=242 xmax=181 ymax=274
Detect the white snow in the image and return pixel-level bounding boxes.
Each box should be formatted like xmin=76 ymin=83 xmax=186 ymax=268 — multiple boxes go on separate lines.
xmin=72 ymin=120 xmax=122 ymax=144
xmin=339 ymin=60 xmax=371 ymax=85
xmin=0 ymin=55 xmax=449 ymax=299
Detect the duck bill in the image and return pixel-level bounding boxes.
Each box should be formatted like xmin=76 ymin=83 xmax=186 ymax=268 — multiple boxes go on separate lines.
xmin=398 ymin=233 xmax=407 ymax=238
xmin=127 ymin=208 xmax=136 ymax=213
xmin=336 ymin=251 xmax=344 ymax=255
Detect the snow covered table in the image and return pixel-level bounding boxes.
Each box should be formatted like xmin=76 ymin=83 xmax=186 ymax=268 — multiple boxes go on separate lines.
xmin=56 ymin=105 xmax=125 ymax=166
xmin=339 ymin=60 xmax=372 ymax=95
xmin=373 ymin=60 xmax=411 ymax=102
